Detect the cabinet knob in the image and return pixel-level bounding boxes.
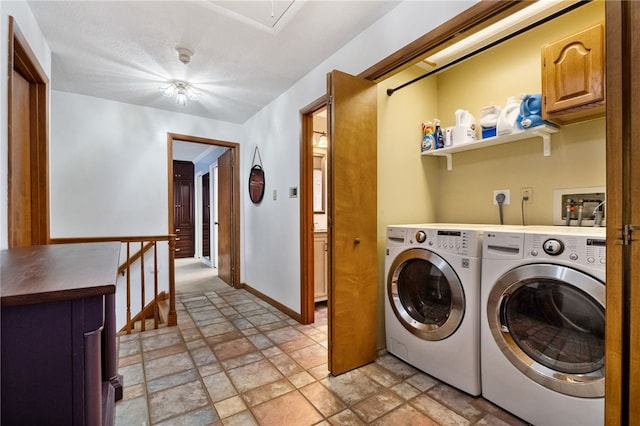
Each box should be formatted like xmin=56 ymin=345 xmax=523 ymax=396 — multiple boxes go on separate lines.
xmin=354 ymin=238 xmax=361 ymax=244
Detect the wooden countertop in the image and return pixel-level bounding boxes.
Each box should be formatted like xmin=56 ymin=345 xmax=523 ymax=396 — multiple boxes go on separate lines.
xmin=1 ymin=242 xmax=121 ymax=307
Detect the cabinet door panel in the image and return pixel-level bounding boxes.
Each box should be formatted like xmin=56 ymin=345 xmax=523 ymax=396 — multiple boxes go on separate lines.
xmin=543 ymin=23 xmax=604 ymax=119
xmin=314 ymin=233 xmax=327 ymax=302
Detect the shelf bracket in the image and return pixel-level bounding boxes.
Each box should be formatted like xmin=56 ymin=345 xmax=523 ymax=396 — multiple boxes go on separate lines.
xmin=533 ymin=129 xmax=552 ymax=156
xmin=445 ymin=154 xmax=453 ymax=171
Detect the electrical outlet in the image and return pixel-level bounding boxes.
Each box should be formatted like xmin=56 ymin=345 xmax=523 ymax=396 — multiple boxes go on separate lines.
xmin=521 ymin=187 xmax=533 ymax=203
xmin=493 ymin=189 xmax=510 ymax=205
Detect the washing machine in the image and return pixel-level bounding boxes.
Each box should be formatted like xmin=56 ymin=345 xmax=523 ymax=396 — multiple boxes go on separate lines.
xmin=481 ymin=225 xmax=606 ymax=425
xmin=385 ymin=223 xmax=485 ymax=395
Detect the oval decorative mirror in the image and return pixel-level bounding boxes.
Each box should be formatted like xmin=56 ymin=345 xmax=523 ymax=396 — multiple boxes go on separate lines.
xmin=249 ymin=147 xmax=265 ymax=204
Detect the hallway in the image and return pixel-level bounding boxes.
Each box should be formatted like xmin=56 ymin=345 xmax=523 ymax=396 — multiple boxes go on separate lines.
xmin=114 ymin=260 xmax=526 ymax=425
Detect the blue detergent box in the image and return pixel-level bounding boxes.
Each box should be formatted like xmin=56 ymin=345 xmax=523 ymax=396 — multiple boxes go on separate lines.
xmin=482 ymin=127 xmax=496 ymax=139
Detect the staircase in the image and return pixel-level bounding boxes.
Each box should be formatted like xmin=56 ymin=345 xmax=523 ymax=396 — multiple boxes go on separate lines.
xmin=50 ymin=235 xmax=178 ymax=335
xmin=118 ymin=291 xmax=170 ymax=335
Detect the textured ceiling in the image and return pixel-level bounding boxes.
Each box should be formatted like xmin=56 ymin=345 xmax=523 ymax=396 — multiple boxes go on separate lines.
xmin=27 ymin=0 xmax=401 ymax=124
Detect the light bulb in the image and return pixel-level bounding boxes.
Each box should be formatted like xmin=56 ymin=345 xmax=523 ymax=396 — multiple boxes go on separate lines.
xmin=175 ymin=88 xmax=187 ymax=106
xmin=161 ymin=84 xmax=176 ymax=97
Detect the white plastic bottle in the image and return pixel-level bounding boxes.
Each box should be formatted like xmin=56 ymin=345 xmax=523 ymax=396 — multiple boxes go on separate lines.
xmin=496 ymin=96 xmax=521 ymax=136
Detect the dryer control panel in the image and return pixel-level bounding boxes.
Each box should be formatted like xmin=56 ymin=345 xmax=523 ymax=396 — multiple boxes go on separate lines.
xmin=410 ymin=228 xmax=482 ymax=258
xmin=526 ymin=233 xmax=606 ymax=268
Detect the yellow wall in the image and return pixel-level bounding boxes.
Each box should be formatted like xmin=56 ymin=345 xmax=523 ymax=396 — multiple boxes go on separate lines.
xmin=378 ymin=0 xmax=605 ymax=228
xmin=434 ymin=1 xmax=605 ymax=225
xmin=375 ymin=1 xmax=605 ymax=348
xmin=378 ymin=66 xmax=440 ymax=231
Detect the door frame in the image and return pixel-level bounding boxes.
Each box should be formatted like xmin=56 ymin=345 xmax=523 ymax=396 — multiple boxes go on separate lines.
xmin=7 ymin=16 xmax=49 ymax=247
xmin=300 ymin=98 xmax=327 ymax=324
xmin=167 ymin=133 xmax=241 ymax=287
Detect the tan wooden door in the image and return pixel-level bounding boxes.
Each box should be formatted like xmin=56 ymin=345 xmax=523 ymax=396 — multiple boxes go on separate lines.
xmin=217 ymin=149 xmax=234 ymax=286
xmin=327 ymin=70 xmax=378 ymax=375
xmin=605 ymin=2 xmax=640 ymax=424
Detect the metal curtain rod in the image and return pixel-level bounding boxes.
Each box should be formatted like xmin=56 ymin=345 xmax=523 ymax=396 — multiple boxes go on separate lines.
xmin=386 ymin=1 xmax=588 ymax=96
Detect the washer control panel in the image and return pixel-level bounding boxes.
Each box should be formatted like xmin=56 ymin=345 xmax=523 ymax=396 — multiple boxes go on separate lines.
xmin=526 ymin=232 xmax=606 ymax=268
xmin=387 ymin=225 xmax=485 ymax=258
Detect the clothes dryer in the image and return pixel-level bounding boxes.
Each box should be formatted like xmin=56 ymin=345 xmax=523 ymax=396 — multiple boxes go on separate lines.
xmin=385 ymin=223 xmax=485 ymax=395
xmin=481 ymin=226 xmax=606 ymax=426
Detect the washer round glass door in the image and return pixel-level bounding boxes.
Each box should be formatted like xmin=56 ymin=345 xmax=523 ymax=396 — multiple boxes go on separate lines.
xmin=487 ymin=263 xmax=605 ymax=397
xmin=387 ymin=248 xmax=464 ymax=341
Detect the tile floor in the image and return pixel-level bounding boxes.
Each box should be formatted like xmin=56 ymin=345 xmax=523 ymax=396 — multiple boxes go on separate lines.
xmin=115 ymin=264 xmax=529 ymax=425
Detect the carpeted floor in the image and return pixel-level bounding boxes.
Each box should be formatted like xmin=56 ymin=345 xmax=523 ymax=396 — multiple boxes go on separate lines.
xmin=174 ymin=257 xmax=230 ymax=294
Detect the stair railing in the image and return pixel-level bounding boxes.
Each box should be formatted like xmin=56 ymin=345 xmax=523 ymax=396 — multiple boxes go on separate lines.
xmin=50 ymin=235 xmax=177 ymax=333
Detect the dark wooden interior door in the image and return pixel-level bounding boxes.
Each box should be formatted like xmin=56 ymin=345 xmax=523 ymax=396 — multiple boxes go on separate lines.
xmin=217 ymin=149 xmax=234 ymax=286
xmin=327 ymin=70 xmax=378 ymax=375
xmin=202 ymin=173 xmax=210 ymax=258
xmin=173 ymin=160 xmax=195 ymax=258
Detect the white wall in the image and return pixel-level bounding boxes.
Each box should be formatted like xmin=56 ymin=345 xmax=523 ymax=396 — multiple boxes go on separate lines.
xmin=50 ymin=91 xmax=242 ymax=238
xmin=241 ymin=1 xmax=477 ymax=312
xmin=0 ymin=0 xmax=52 ymax=249
xmin=50 ymin=92 xmax=242 ymax=329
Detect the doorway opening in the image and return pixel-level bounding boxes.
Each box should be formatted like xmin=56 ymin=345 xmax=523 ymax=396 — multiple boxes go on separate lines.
xmin=300 ymin=101 xmax=329 ymax=324
xmin=167 ymin=133 xmax=241 ymax=288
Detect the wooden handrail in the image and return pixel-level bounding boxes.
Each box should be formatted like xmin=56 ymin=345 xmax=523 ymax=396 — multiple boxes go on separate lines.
xmin=50 ymin=235 xmax=175 ymax=244
xmin=50 ymin=235 xmax=177 ymax=332
xmin=118 ymin=242 xmax=154 ymax=275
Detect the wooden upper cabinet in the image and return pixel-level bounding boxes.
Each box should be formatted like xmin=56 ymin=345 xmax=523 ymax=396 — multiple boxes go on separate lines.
xmin=542 ymin=22 xmax=605 ymax=124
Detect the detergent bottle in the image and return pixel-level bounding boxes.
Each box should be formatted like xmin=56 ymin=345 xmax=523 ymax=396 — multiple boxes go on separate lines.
xmin=434 ymin=119 xmax=444 ymax=149
xmin=452 ymin=109 xmax=477 ymax=144
xmin=421 ymin=121 xmax=435 ymax=152
xmin=517 ymin=93 xmax=548 ymax=129
xmin=496 ymin=96 xmax=521 ymax=136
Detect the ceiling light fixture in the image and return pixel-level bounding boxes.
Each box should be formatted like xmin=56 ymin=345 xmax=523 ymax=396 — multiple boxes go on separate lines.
xmin=161 ymin=81 xmax=200 ymax=106
xmin=424 ymin=0 xmax=572 ymax=68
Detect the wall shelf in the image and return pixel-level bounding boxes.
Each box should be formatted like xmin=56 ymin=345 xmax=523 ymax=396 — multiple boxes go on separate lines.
xmin=422 ymin=124 xmax=559 ymax=170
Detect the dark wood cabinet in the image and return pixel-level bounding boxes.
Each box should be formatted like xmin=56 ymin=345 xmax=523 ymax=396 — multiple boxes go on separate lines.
xmin=202 ymin=172 xmax=211 ymax=258
xmin=1 ymin=243 xmax=121 ymax=425
xmin=173 ymin=160 xmax=195 ymax=258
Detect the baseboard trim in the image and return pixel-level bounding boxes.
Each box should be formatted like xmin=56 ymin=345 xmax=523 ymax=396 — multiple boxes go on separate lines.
xmin=241 ymin=282 xmax=303 ymax=323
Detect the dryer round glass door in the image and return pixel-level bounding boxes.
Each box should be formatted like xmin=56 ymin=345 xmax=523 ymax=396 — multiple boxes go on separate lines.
xmin=487 ymin=263 xmax=605 ymax=397
xmin=387 ymin=248 xmax=464 ymax=341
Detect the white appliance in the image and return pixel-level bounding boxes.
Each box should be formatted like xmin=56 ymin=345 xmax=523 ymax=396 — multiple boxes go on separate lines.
xmin=481 ymin=225 xmax=606 ymax=426
xmin=385 ymin=223 xmax=485 ymax=395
